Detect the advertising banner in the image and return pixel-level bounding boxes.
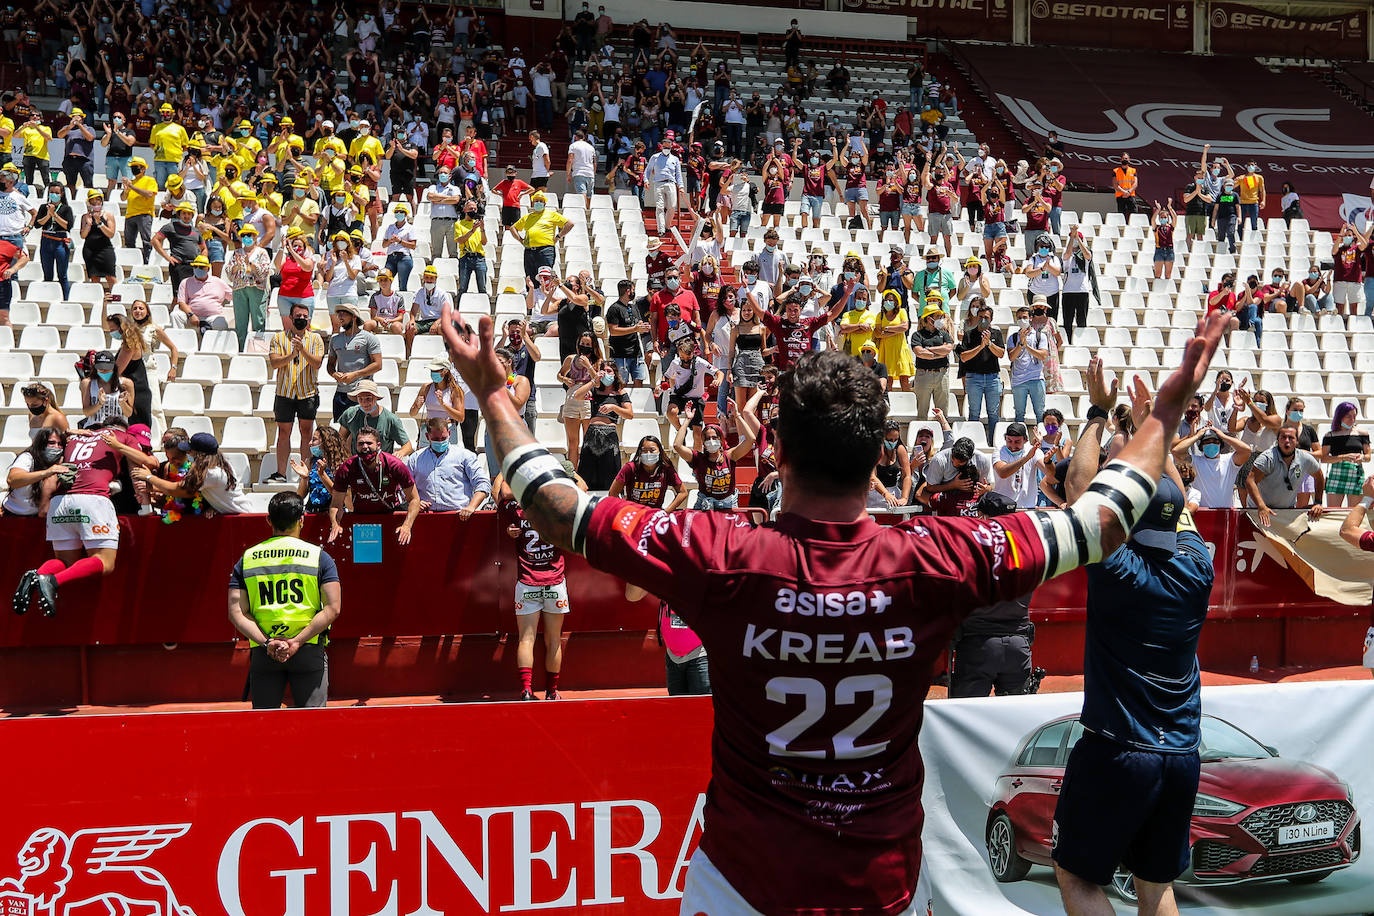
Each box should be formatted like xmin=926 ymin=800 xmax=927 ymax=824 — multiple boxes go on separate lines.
xmin=848 ymin=0 xmax=1013 ymax=43
xmin=959 ymin=44 xmax=1374 ymax=200
xmin=920 ymin=680 xmax=1374 ymax=915
xmin=0 ymin=684 xmax=1371 ymax=914
xmin=1210 ymin=3 xmax=1368 ymax=60
xmin=1028 ymin=1 xmax=1194 ymax=53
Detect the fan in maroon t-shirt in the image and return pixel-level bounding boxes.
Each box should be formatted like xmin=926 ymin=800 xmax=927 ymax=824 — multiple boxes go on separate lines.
xmin=759 ymin=289 xmax=848 ymax=371
xmin=440 ymin=296 xmax=1228 ymax=916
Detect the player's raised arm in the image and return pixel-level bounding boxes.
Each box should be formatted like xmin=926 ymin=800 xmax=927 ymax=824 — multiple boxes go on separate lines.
xmin=442 ymin=304 xmax=594 ymax=555
xmin=1023 ymin=311 xmax=1228 ymax=580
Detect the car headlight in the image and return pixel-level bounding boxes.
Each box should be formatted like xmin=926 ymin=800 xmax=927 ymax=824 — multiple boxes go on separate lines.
xmin=1193 ymin=794 xmax=1247 ymax=818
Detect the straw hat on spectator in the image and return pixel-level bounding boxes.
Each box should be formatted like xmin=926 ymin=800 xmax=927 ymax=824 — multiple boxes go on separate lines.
xmin=353 ymin=380 xmax=381 ymax=398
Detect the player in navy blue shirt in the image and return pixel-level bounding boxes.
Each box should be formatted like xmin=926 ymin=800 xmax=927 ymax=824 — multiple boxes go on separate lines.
xmin=1053 ymin=360 xmax=1215 ymax=916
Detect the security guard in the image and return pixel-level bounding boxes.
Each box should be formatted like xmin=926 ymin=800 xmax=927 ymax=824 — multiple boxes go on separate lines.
xmin=227 ymin=492 xmax=341 ymax=708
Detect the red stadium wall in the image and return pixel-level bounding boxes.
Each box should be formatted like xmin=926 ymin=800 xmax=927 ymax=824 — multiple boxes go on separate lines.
xmin=0 ymin=510 xmax=1363 ymax=708
xmin=0 ymin=699 xmax=713 ymax=916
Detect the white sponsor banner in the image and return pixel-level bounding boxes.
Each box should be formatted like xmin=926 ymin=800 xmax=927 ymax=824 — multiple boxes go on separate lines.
xmin=1340 ymin=194 xmax=1372 ymax=232
xmin=919 ymin=681 xmax=1374 ymax=915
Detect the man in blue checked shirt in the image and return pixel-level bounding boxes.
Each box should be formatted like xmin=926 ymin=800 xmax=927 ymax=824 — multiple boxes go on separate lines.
xmin=646 ymin=138 xmax=685 ymax=236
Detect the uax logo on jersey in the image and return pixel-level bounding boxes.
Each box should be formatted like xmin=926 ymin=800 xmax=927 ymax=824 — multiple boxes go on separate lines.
xmin=0 ymin=799 xmax=707 ymax=916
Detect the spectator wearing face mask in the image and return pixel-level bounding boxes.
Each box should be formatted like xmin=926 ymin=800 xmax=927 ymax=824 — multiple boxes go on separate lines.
xmin=405 ymin=416 xmax=490 ymax=516
xmin=609 ymin=434 xmax=687 ymax=600
xmin=20 ymin=381 xmax=67 ymax=435
xmin=171 ymin=254 xmax=231 ymax=332
xmin=1212 ymin=178 xmax=1240 ymax=254
xmin=1149 ymin=200 xmax=1177 ymax=281
xmin=292 ymin=426 xmax=350 ymax=514
xmin=1021 ymin=234 xmax=1062 ymax=319
xmin=1182 ymin=169 xmax=1213 ymax=243
xmin=1292 ymin=264 xmax=1333 ymax=315
xmin=956 ymin=301 xmax=1005 ymax=446
xmin=1205 ymin=273 xmax=1242 ymax=345
xmin=912 ymin=247 xmax=956 ymax=306
xmin=873 ymin=289 xmax=915 ymax=390
xmin=673 ymin=405 xmax=757 ymax=511
xmin=509 ymin=191 xmax=571 ymax=282
xmin=377 ymin=203 xmax=415 ymax=291
xmin=337 ymin=380 xmax=412 ymax=457
xmin=327 ymin=303 xmax=383 ymax=418
xmin=992 ymin=421 xmax=1043 ymax=509
xmin=909 ymin=299 xmax=954 ymax=419
xmin=5 ymin=424 xmax=69 ymax=518
xmin=327 ymin=426 xmax=422 ymax=546
xmin=152 ymin=200 xmax=205 ymax=291
xmin=1331 ymin=223 xmax=1367 ymax=318
xmin=225 ymin=225 xmax=272 ymax=351
xmin=837 ymin=284 xmax=877 ymax=357
xmin=867 ymin=419 xmax=912 ymax=510
xmin=410 ymin=265 xmax=452 ymax=338
xmin=661 ymin=338 xmax=722 ymax=435
xmin=1235 ymin=160 xmax=1266 ymax=240
xmin=1321 ymin=402 xmax=1371 ymax=509
xmin=1007 ymin=302 xmax=1055 ymax=425
xmin=1172 ymin=425 xmax=1251 ymax=508
xmin=267 ymin=302 xmax=326 ymax=483
xmin=1247 ymin=425 xmax=1326 ymax=528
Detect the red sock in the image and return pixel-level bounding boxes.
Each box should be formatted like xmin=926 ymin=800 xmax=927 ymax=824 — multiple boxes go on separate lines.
xmin=545 ymin=671 xmax=559 ymax=693
xmin=36 ymin=559 xmax=66 ymax=576
xmin=518 ymin=667 xmax=533 ymax=692
xmin=53 ymin=556 xmax=105 ymax=586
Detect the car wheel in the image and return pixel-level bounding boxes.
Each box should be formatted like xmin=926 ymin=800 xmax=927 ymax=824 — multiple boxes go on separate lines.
xmin=986 ymin=813 xmax=1031 ymax=883
xmin=1286 ymin=870 xmax=1334 ymax=885
xmin=1112 ymin=868 xmax=1138 ymax=903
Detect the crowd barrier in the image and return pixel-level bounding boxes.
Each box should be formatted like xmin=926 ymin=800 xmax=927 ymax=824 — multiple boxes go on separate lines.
xmin=0 ymin=682 xmax=1370 ymax=915
xmin=0 ymin=509 xmax=1364 ymax=707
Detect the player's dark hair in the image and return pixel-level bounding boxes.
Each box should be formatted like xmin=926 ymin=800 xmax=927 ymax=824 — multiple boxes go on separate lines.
xmin=777 ymin=350 xmax=886 ymax=491
xmin=267 ymin=492 xmax=306 ymax=531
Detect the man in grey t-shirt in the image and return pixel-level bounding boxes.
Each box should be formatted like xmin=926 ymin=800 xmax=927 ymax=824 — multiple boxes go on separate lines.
xmin=920 ymin=435 xmax=995 ymax=507
xmin=1246 ymin=425 xmax=1324 ymax=524
xmin=327 ymin=304 xmax=384 ymax=417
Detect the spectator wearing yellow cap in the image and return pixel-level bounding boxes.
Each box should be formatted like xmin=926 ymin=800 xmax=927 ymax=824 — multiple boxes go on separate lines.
xmin=157 ymin=174 xmax=194 ymax=220
xmin=14 ymin=113 xmax=53 ymax=193
xmin=123 ymin=157 xmax=159 ymax=264
xmin=152 ymin=200 xmax=206 ymax=291
xmin=508 ymin=191 xmax=572 ymax=282
xmin=268 ymin=117 xmax=303 ymax=176
xmin=322 ymin=179 xmax=360 ymax=246
xmin=380 ymin=203 xmax=417 ymax=291
xmin=347 ymin=120 xmax=384 ymax=170
xmin=909 ymin=298 xmax=955 ymax=419
xmin=226 ymin=225 xmax=274 ymax=351
xmin=0 ymin=164 xmax=34 ymax=251
xmin=282 ymin=177 xmax=321 ymax=238
xmin=410 ymin=265 xmax=452 ymax=336
xmin=323 ymin=231 xmax=363 ymax=319
xmin=172 ymin=254 xmax=232 ymax=333
xmin=215 ymin=161 xmax=254 ymax=225
xmin=229 ymin=120 xmax=263 ymax=178
xmin=256 ymin=173 xmax=284 ymax=218
xmin=79 ymin=188 xmax=119 ymax=291
xmin=56 ymin=107 xmax=96 ymax=191
xmin=150 ymin=105 xmax=189 ymax=188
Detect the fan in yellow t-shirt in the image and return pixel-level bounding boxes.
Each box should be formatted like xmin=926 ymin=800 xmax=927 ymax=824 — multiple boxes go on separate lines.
xmin=149 ymin=104 xmax=189 ymax=188
xmin=347 ymin=122 xmax=384 ymax=167
xmin=124 ymin=157 xmax=159 ymax=218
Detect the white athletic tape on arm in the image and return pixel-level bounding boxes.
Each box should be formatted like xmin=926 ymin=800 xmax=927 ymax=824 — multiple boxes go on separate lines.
xmin=501 ymin=443 xmax=596 ymax=556
xmin=1027 ymin=461 xmax=1157 ymax=580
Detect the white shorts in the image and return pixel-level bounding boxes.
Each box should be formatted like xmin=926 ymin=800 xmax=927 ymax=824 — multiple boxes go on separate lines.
xmin=46 ymin=493 xmax=119 ymax=551
xmin=515 ymin=580 xmax=569 ymax=615
xmin=680 ymin=850 xmax=933 ymax=915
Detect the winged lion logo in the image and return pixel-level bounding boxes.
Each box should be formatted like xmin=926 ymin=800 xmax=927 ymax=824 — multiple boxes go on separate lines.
xmin=0 ymin=824 xmax=195 ymax=916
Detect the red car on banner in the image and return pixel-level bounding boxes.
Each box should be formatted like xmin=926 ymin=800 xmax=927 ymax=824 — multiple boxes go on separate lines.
xmin=985 ymin=714 xmax=1361 ymax=901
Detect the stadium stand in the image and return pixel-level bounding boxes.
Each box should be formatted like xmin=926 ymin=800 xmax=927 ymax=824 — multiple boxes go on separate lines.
xmin=0 ymin=0 xmax=1372 ymax=705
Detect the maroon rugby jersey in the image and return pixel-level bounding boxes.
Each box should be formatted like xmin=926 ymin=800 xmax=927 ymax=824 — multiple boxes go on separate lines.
xmin=583 ymin=499 xmax=1048 ymax=915
xmin=502 ymin=498 xmax=565 ymax=586
xmin=64 ymin=430 xmax=141 ymax=497
xmin=759 ymin=311 xmax=830 ymax=371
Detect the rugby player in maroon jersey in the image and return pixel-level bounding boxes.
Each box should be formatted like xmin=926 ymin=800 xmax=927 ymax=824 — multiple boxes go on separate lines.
xmin=13 ymin=417 xmax=158 ymax=616
xmin=442 ymin=299 xmax=1228 ymax=916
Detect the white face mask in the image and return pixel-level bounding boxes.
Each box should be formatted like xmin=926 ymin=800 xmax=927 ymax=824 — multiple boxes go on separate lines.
xmin=704 ymin=439 xmax=721 ymax=455
xmin=640 ymin=451 xmax=660 ymax=467
xmin=423 ymin=281 xmax=436 ymax=291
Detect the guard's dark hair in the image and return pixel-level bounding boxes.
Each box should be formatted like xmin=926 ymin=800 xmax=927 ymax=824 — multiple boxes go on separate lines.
xmin=267 ymin=492 xmax=305 ymax=531
xmin=777 ymin=351 xmax=886 ymax=491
